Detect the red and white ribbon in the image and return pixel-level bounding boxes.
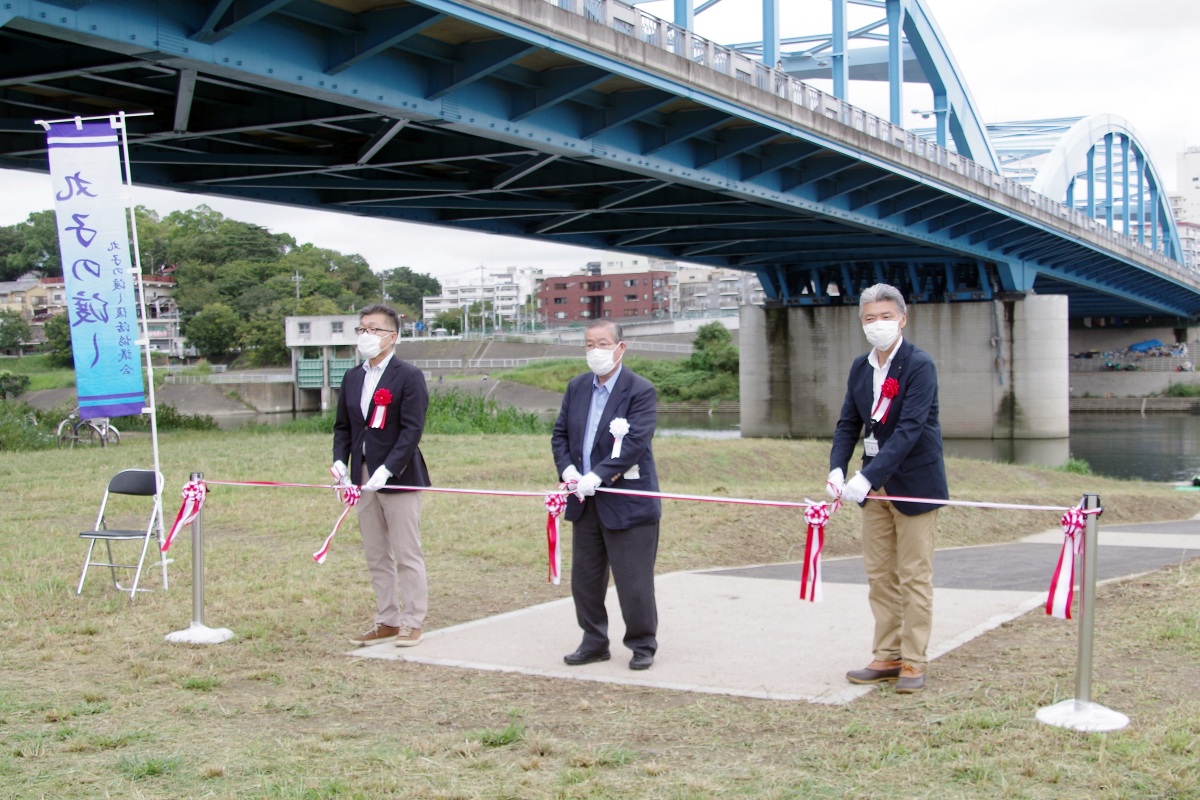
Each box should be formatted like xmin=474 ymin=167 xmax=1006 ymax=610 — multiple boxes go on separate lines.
xmin=799 ymin=500 xmax=838 ymax=602
xmin=544 ymin=487 xmax=568 ymax=584
xmin=162 ymin=479 xmax=206 ymax=553
xmin=313 ymin=484 xmax=361 ymax=565
xmin=1046 ymin=504 xmax=1087 ymax=619
xmin=368 ymin=405 xmax=387 ymax=429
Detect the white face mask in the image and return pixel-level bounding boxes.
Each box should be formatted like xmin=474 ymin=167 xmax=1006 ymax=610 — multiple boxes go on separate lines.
xmin=862 ymin=319 xmax=901 ymax=351
xmin=586 ymin=346 xmax=619 ymax=376
xmin=357 ymin=332 xmax=384 ymax=360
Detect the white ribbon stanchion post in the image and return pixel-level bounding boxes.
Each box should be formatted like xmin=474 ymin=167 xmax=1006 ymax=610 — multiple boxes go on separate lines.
xmin=1036 ymin=493 xmax=1129 ymax=732
xmin=165 ymin=472 xmax=234 ymax=645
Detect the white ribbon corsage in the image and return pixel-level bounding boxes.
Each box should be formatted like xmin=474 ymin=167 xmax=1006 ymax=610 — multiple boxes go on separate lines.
xmin=609 ymin=417 xmax=630 ymax=459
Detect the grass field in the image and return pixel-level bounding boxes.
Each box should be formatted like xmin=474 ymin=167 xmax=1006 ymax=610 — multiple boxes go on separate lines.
xmin=2 ymin=430 xmax=1199 ymax=798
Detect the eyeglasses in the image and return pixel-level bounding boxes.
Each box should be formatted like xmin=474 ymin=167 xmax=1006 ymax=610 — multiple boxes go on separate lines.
xmin=354 ymin=326 xmax=396 ymax=336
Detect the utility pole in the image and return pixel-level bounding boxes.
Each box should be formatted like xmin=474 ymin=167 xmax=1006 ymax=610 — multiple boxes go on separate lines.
xmin=291 ymin=270 xmax=302 ymax=310
xmin=379 ymin=273 xmax=386 ymax=302
xmin=478 ymin=264 xmax=487 ymax=336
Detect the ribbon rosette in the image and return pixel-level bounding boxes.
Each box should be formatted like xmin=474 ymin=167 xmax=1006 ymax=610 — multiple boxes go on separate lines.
xmin=871 ymin=377 xmax=901 ymax=425
xmin=543 ymin=487 xmax=568 ymax=584
xmin=162 ymin=479 xmax=207 ymax=552
xmin=313 ymin=484 xmax=361 ymax=564
xmin=799 ymin=500 xmax=837 ymax=602
xmin=1046 ymin=504 xmax=1086 ymax=619
xmin=609 ymin=417 xmax=630 ymax=459
xmin=369 ymin=387 xmax=392 ymax=429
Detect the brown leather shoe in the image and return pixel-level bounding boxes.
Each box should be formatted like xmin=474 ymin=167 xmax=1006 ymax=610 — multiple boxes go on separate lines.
xmin=846 ymin=659 xmax=903 ymax=684
xmin=895 ymin=663 xmax=926 ymax=693
xmin=393 ymin=626 xmax=422 ymax=647
xmin=349 ymin=623 xmax=399 ymax=646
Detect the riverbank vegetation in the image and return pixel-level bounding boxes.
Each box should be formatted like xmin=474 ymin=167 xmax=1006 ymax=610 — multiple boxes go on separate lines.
xmin=499 ymin=322 xmax=739 ymax=402
xmin=2 ymin=432 xmax=1198 ymax=798
xmin=0 ymin=387 xmax=551 ymax=451
xmin=1 ymin=206 xmax=442 ymax=367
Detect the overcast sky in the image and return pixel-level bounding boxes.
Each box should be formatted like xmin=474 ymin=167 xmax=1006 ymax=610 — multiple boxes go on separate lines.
xmin=1 ymin=0 xmax=1194 ymax=282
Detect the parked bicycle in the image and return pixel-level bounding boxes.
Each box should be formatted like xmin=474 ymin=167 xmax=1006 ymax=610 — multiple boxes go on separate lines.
xmin=56 ymin=412 xmax=120 ymax=448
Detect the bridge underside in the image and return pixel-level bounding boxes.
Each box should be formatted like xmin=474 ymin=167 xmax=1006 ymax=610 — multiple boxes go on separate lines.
xmin=0 ymin=0 xmax=1196 ymax=322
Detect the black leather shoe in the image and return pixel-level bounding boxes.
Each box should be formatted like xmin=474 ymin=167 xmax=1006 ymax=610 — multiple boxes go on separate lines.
xmin=563 ymin=647 xmax=610 ymax=666
xmin=629 ymin=652 xmax=654 ymax=671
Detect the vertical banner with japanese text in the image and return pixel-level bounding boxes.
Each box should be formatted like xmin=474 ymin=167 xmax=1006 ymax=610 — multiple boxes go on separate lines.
xmin=46 ymin=121 xmax=146 ymax=419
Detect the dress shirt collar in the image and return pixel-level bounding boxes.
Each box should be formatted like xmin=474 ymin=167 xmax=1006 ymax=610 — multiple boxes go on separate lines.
xmin=867 ymin=336 xmax=903 ymax=372
xmin=363 ymin=351 xmax=395 ymax=374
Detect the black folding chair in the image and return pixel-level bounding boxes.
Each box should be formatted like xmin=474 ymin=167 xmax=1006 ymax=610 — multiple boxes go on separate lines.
xmin=76 ymin=469 xmax=169 ymax=601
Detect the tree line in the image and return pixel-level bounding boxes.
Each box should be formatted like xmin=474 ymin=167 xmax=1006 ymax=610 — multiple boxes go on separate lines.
xmin=0 ymin=206 xmax=441 ymax=366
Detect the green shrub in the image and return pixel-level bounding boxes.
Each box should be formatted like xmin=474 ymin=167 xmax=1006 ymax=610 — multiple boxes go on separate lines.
xmin=262 ymin=389 xmax=550 ymax=437
xmin=1057 ymin=457 xmax=1092 ymax=475
xmin=1164 ymin=383 xmax=1200 ymax=398
xmin=116 ymin=404 xmax=218 ymax=432
xmin=0 ymin=401 xmax=57 ymax=451
xmin=426 ymin=389 xmax=549 ymax=434
xmin=0 ymin=372 xmax=31 ymax=398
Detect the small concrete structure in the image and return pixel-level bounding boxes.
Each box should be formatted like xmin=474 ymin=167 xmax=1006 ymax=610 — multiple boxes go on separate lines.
xmin=740 ymin=296 xmax=1070 ymax=440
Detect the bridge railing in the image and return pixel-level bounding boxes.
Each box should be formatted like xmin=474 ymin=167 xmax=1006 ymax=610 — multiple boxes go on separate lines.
xmin=543 ymin=0 xmax=1186 ymax=276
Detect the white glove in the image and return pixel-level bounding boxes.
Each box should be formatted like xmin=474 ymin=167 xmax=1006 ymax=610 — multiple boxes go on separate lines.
xmin=825 ymin=468 xmax=844 ymax=500
xmin=561 ymin=464 xmax=583 ymax=486
xmin=331 ymin=460 xmax=348 ymax=485
xmin=840 ymin=472 xmax=872 ymax=504
xmin=362 ymin=465 xmax=392 ymax=492
xmin=574 ymin=471 xmax=602 ymax=501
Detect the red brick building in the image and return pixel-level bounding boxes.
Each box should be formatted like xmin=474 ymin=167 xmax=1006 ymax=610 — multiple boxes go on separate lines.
xmin=537 ymin=269 xmax=672 ymax=326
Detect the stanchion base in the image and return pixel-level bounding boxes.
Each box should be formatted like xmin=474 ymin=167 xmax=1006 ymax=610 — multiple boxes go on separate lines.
xmin=1036 ymin=698 xmax=1129 ymax=732
xmin=164 ymin=623 xmax=234 ymax=645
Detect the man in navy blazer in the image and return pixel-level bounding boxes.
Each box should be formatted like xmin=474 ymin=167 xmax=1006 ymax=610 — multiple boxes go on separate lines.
xmin=828 ymin=284 xmax=948 ymax=693
xmin=552 ymin=320 xmax=661 ymax=671
xmin=333 ymin=304 xmax=432 ymax=649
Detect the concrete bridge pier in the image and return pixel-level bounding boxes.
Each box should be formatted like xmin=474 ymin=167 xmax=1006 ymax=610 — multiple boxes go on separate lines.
xmin=740 ymin=295 xmax=1070 ymax=443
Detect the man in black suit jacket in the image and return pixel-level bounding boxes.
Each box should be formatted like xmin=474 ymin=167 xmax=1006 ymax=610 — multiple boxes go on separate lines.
xmin=828 ymin=284 xmax=948 ymax=694
xmin=333 ymin=304 xmax=431 ymax=649
xmin=551 ymin=320 xmax=661 ymax=671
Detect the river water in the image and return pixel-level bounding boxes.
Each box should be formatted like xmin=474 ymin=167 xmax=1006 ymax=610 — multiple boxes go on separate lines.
xmin=223 ymin=410 xmax=1197 ymax=483
xmin=654 ymin=411 xmax=1200 ymax=484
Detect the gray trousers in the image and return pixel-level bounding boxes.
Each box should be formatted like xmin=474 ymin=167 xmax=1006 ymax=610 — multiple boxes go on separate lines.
xmin=571 ymin=501 xmax=659 ymax=656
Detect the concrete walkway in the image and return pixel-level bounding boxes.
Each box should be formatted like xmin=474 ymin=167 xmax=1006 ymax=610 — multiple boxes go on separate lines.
xmin=354 ymin=520 xmax=1200 ymax=704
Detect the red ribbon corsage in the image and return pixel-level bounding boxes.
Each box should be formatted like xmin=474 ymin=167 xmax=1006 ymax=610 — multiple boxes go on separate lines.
xmin=872 ymin=377 xmax=901 ymax=424
xmin=369 ymin=388 xmax=392 ymax=428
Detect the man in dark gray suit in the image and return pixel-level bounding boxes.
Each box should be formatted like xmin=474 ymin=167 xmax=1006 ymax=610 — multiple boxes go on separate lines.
xmin=828 ymin=284 xmax=948 ymax=693
xmin=551 ymin=320 xmax=661 ymax=671
xmin=333 ymin=304 xmax=431 ymax=649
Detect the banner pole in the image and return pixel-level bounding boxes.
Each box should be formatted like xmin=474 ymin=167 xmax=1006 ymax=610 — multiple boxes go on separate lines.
xmin=112 ymin=112 xmax=162 ymax=504
xmin=1036 ymin=492 xmax=1128 ymax=731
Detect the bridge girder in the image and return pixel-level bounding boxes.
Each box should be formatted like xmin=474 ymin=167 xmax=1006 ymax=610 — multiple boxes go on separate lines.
xmin=0 ymin=0 xmax=1195 ymax=321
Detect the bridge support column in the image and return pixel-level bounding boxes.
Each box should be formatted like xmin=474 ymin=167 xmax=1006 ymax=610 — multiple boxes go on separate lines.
xmin=739 ymin=295 xmax=1069 ymax=441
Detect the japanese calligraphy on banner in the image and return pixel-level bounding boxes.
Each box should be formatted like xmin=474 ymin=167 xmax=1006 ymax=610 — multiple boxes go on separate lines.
xmin=46 ymin=121 xmax=146 ymax=419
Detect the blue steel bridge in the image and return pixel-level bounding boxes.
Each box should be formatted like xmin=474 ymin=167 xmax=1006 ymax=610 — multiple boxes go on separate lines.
xmin=0 ymin=0 xmax=1194 ymax=321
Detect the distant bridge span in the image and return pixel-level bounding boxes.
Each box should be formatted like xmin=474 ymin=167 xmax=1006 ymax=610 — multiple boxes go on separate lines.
xmin=0 ymin=0 xmax=1195 ymax=322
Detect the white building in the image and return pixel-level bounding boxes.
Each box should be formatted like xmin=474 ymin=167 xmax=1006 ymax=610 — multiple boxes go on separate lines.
xmin=1175 ymin=147 xmax=1200 ymax=224
xmin=1179 ymin=221 xmax=1199 ymax=271
xmin=421 ymin=266 xmax=543 ymax=331
xmin=674 ymin=266 xmax=766 ymax=316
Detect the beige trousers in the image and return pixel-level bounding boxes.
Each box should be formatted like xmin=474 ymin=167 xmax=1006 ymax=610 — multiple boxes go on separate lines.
xmin=356 ymin=481 xmax=426 ymax=630
xmin=861 ymin=489 xmax=937 ymax=666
